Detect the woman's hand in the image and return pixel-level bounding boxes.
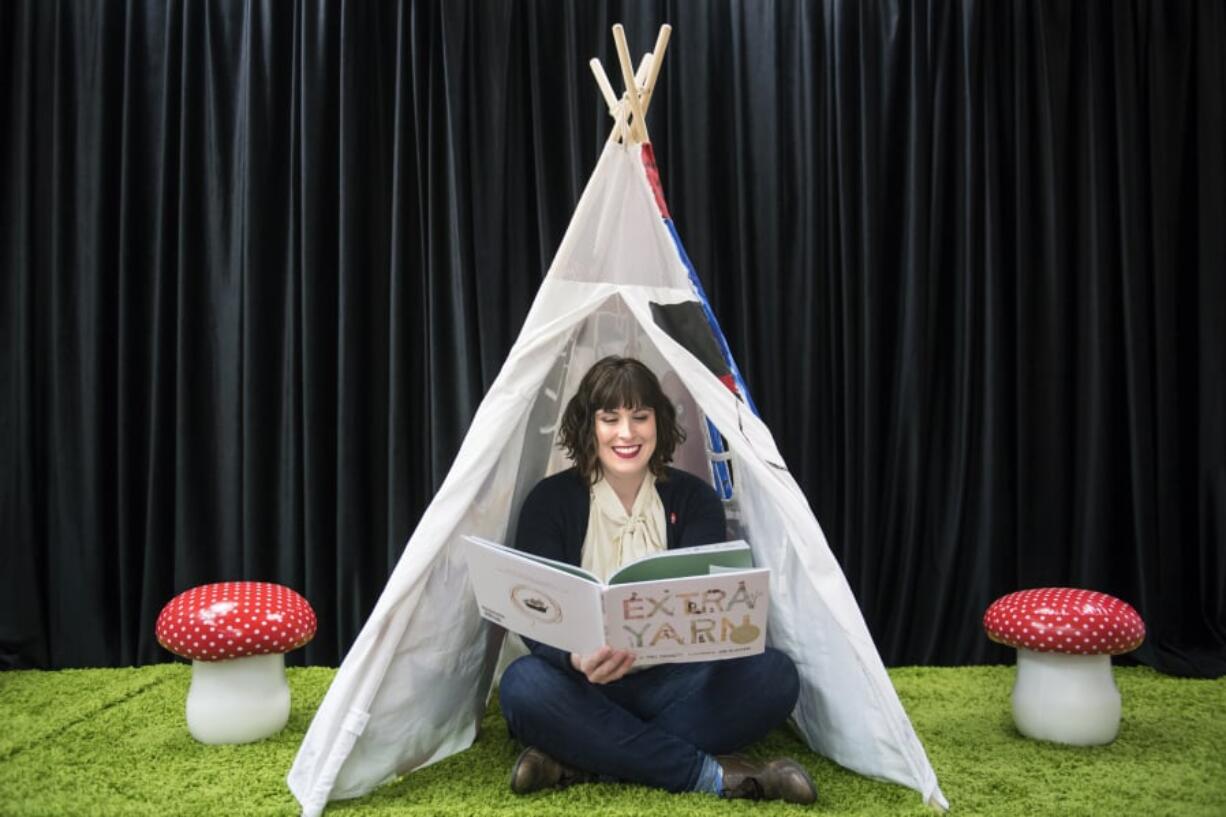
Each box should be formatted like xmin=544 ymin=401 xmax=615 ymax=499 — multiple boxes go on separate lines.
xmin=570 ymin=646 xmax=636 ymax=684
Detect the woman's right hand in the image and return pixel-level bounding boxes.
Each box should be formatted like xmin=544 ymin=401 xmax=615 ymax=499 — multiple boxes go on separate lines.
xmin=570 ymin=646 xmax=636 ymax=684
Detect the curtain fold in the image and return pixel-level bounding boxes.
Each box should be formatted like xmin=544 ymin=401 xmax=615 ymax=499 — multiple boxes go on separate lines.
xmin=2 ymin=0 xmax=1223 ymax=677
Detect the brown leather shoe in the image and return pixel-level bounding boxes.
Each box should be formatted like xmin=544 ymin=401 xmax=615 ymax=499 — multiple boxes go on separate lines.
xmin=508 ymin=746 xmax=594 ymax=794
xmin=717 ymin=754 xmax=818 ymax=804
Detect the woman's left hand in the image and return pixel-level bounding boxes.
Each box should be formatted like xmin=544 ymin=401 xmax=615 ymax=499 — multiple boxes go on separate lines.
xmin=570 ymin=646 xmax=636 ymax=684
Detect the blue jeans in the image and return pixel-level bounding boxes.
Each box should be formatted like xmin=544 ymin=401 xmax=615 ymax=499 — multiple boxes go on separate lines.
xmin=498 ymin=647 xmax=801 ymax=792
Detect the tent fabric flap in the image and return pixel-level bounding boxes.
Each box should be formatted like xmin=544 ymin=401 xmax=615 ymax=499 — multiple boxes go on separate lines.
xmin=287 ymin=142 xmax=947 ymax=814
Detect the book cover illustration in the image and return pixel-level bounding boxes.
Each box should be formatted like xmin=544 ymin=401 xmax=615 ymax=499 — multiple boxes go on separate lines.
xmin=603 ymin=573 xmax=769 ymax=664
xmin=511 ymin=585 xmax=563 ymax=623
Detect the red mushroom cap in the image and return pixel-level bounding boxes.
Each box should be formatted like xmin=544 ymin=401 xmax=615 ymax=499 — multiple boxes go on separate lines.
xmin=983 ymin=587 xmax=1145 ymax=656
xmin=156 ymin=581 xmax=317 ymax=662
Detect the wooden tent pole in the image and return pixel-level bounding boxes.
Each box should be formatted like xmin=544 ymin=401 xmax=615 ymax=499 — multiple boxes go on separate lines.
xmin=639 ymin=24 xmax=672 ymax=117
xmin=589 ymin=58 xmax=621 ymax=114
xmin=611 ymin=24 xmax=648 ymax=143
xmin=627 ymin=53 xmax=653 ymax=143
xmin=589 ymin=58 xmax=627 ymax=143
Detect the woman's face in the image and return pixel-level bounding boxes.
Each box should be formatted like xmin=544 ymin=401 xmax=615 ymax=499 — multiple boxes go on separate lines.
xmin=594 ymin=405 xmax=657 ymax=483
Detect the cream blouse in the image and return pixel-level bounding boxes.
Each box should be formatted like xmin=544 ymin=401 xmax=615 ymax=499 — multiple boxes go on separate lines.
xmin=580 ymin=472 xmax=668 ymax=583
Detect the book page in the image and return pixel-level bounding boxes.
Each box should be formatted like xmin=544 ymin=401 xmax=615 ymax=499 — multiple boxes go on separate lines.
xmin=601 ymin=568 xmax=770 ymax=665
xmin=606 ymin=539 xmax=754 ymax=585
xmin=463 ymin=536 xmax=605 ymax=655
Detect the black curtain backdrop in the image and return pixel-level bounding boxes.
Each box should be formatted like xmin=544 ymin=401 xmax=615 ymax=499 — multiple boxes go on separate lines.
xmin=3 ymin=0 xmax=1224 ymax=677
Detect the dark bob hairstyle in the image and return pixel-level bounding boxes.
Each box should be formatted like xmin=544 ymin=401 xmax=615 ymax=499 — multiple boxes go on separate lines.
xmin=558 ymin=356 xmax=686 ymax=485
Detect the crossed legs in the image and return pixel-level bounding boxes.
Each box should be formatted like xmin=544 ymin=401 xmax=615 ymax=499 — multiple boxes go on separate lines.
xmin=498 ymin=647 xmax=800 ymax=793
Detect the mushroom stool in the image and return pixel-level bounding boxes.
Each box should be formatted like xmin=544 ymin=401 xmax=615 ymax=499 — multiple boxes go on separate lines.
xmin=983 ymin=588 xmax=1145 ymax=746
xmin=156 ymin=581 xmax=317 ymax=744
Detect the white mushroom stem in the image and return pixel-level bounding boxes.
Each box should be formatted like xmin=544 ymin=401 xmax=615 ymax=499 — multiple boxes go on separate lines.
xmin=185 ymin=653 xmax=291 ymax=744
xmin=1012 ymin=648 xmax=1121 ymax=746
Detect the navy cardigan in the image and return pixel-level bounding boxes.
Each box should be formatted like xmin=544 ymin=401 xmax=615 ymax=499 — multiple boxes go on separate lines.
xmin=512 ymin=466 xmax=727 ymax=671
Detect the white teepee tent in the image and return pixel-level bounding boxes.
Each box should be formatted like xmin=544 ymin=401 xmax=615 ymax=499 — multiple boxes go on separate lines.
xmin=288 ymin=25 xmax=947 ymax=816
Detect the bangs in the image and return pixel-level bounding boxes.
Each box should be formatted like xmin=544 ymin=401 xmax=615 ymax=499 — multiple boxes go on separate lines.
xmin=590 ymin=366 xmax=654 ymax=413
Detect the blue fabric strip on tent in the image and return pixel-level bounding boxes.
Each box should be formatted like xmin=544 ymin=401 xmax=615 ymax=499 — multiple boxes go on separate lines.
xmin=662 ymin=220 xmax=759 ymax=416
xmin=661 ymin=218 xmax=759 ymax=500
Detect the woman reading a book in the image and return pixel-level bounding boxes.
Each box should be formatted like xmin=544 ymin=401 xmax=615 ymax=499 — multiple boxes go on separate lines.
xmin=499 ymin=356 xmax=817 ymax=804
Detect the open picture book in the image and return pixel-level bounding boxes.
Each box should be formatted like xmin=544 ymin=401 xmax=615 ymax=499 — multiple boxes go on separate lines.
xmin=462 ymin=535 xmax=770 ymax=665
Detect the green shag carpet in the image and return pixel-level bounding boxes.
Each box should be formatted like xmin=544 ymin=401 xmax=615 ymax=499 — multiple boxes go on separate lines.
xmin=0 ymin=665 xmax=1222 ymax=816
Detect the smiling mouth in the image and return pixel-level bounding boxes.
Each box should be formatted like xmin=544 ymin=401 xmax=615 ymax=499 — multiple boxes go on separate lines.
xmin=611 ymin=445 xmax=642 ymax=459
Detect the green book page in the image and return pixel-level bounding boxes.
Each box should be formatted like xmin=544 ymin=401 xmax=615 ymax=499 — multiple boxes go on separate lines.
xmin=607 ymin=541 xmax=754 ymax=585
